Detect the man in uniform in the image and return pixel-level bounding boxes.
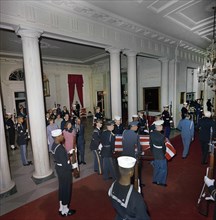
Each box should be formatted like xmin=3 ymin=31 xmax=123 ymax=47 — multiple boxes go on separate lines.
xmin=108 ymin=156 xmax=150 ymax=220
xmin=100 ymin=120 xmax=116 ymax=180
xmin=138 ymin=110 xmax=148 ymax=135
xmin=161 ymin=105 xmax=172 ymax=139
xmin=122 ymin=121 xmax=144 ymax=189
xmin=90 ymin=119 xmax=103 ymax=174
xmin=149 ymin=120 xmax=167 ymax=187
xmin=197 ymin=111 xmax=216 ymax=165
xmin=181 ymin=102 xmax=188 ymax=119
xmin=5 ymin=113 xmax=16 ymax=150
xmin=113 ymin=116 xmax=124 ymax=136
xmin=50 ymin=129 xmax=76 ymax=216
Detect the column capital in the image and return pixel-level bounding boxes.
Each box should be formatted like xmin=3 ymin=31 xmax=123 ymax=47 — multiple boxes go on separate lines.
xmin=15 ymin=26 xmax=43 ymax=39
xmin=158 ymin=57 xmax=169 ymax=63
xmin=105 ymin=47 xmax=121 ymax=54
xmin=123 ymin=49 xmax=137 ymax=57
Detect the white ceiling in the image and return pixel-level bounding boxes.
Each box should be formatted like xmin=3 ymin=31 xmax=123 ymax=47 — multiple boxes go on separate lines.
xmin=0 ymin=0 xmax=215 ymax=64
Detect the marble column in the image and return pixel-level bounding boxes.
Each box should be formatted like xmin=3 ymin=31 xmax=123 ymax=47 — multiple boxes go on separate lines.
xmin=16 ymin=28 xmax=53 ymax=183
xmin=169 ymin=59 xmax=177 ymax=127
xmin=124 ymin=50 xmax=137 ymax=121
xmin=0 ymin=95 xmax=17 ymax=198
xmin=106 ymin=48 xmax=122 ymax=118
xmin=159 ymin=58 xmax=169 ymax=109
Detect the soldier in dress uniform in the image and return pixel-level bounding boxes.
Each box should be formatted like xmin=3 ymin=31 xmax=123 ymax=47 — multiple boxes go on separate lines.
xmin=122 ymin=121 xmax=144 ymax=188
xmin=113 ymin=116 xmax=124 ymax=136
xmin=181 ymin=102 xmax=188 ymax=119
xmin=90 ymin=119 xmax=103 ymax=174
xmin=50 ymin=129 xmax=76 ymax=217
xmin=149 ymin=120 xmax=167 ymax=187
xmin=5 ymin=113 xmax=16 ymax=150
xmin=108 ymin=156 xmax=150 ymax=220
xmin=100 ymin=120 xmax=116 ymax=180
xmin=161 ymin=105 xmax=172 ymax=139
xmin=197 ymin=111 xmax=216 ymax=165
xmin=138 ymin=110 xmax=148 ymax=135
xmin=16 ymin=115 xmax=32 ymax=166
xmin=122 ymin=121 xmax=141 ymax=158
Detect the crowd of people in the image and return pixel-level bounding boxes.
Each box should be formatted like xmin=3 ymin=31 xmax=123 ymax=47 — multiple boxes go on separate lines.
xmin=4 ymin=99 xmax=216 ymax=219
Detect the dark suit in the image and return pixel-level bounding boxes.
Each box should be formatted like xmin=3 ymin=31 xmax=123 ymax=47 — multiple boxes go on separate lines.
xmin=75 ymin=123 xmax=85 ymax=163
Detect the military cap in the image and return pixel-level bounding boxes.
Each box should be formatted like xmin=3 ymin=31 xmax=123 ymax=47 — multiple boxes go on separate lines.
xmin=117 ymin=156 xmax=136 ymax=168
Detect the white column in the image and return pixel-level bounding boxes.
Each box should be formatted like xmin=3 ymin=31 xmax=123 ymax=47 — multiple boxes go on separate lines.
xmin=124 ymin=50 xmax=137 ymax=121
xmin=159 ymin=58 xmax=169 ymax=109
xmin=193 ymin=69 xmax=199 ymax=100
xmin=106 ymin=48 xmax=122 ymax=118
xmin=0 ymin=95 xmax=16 ymax=197
xmin=16 ymin=28 xmax=53 ymax=182
xmin=169 ymin=59 xmax=178 ymax=127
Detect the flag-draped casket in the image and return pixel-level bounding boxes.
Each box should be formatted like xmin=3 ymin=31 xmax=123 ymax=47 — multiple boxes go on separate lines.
xmin=114 ymin=135 xmax=176 ymax=160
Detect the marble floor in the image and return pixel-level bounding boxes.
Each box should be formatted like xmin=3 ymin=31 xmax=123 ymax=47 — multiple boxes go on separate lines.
xmin=0 ymin=117 xmax=180 ymax=216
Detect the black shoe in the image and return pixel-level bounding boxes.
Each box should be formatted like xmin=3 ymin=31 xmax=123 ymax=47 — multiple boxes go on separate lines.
xmin=23 ymin=163 xmax=30 ymax=166
xmin=60 ymin=209 xmax=76 ymax=217
xmin=82 ymin=161 xmax=86 ymax=165
xmin=182 ymin=157 xmax=187 ymax=159
xmin=152 ymin=182 xmax=157 ymax=185
xmin=28 ymin=161 xmax=33 ymax=165
xmin=201 ymin=162 xmax=208 ymax=165
xmin=141 ymin=183 xmax=145 ymax=187
xmin=157 ymin=183 xmax=167 ymax=187
xmin=78 ymin=162 xmax=82 ymax=165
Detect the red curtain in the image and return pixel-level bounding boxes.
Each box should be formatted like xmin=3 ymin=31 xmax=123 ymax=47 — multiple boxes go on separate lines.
xmin=68 ymin=75 xmax=84 ymax=109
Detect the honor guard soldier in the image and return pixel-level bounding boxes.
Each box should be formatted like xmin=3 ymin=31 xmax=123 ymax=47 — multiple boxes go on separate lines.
xmin=5 ymin=113 xmax=16 ymax=150
xmin=113 ymin=116 xmax=124 ymax=136
xmin=90 ymin=119 xmax=103 ymax=174
xmin=50 ymin=129 xmax=76 ymax=217
xmin=108 ymin=156 xmax=150 ymax=220
xmin=161 ymin=105 xmax=172 ymax=139
xmin=181 ymin=102 xmax=188 ymax=119
xmin=149 ymin=120 xmax=167 ymax=187
xmin=122 ymin=121 xmax=141 ymax=158
xmin=138 ymin=110 xmax=148 ymax=135
xmin=100 ymin=120 xmax=116 ymax=180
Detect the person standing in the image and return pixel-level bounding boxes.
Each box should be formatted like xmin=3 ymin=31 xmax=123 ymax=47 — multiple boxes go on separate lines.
xmin=197 ymin=111 xmax=216 ymax=165
xmin=181 ymin=102 xmax=188 ymax=119
xmin=108 ymin=156 xmax=150 ymax=220
xmin=100 ymin=120 xmax=116 ymax=180
xmin=113 ymin=116 xmax=124 ymax=136
xmin=50 ymin=129 xmax=76 ymax=216
xmin=16 ymin=115 xmax=32 ymax=166
xmin=138 ymin=110 xmax=147 ymax=135
xmin=206 ymin=99 xmax=213 ymax=112
xmin=55 ymin=113 xmax=63 ymax=129
xmin=161 ymin=105 xmax=172 ymax=139
xmin=177 ymin=114 xmax=194 ymax=159
xmin=74 ymin=117 xmax=86 ymax=165
xmin=149 ymin=120 xmax=167 ymax=187
xmin=47 ymin=117 xmax=58 ymax=152
xmin=90 ymin=119 xmax=103 ymax=175
xmin=75 ymin=101 xmax=80 ymax=117
xmin=5 ymin=113 xmax=16 ymax=150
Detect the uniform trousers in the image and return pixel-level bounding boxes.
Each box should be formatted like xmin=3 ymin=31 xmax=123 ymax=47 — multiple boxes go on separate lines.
xmin=200 ymin=140 xmax=209 ymax=164
xmin=153 ymin=159 xmax=167 ymax=184
xmin=102 ymin=157 xmax=116 ymax=180
xmin=164 ymin=127 xmax=170 ymax=139
xmin=19 ymin=144 xmax=28 ymax=165
xmin=77 ymin=140 xmax=85 ymax=163
xmin=92 ymin=150 xmax=103 ymax=174
xmin=56 ymin=167 xmax=72 ymax=206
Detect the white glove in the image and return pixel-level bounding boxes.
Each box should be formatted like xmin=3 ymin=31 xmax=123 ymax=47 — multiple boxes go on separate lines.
xmin=204 ymin=176 xmax=215 ymax=187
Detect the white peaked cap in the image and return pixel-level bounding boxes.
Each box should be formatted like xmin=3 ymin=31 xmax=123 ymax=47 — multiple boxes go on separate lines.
xmin=114 ymin=115 xmax=121 ymax=120
xmin=117 ymin=156 xmax=136 ymax=169
xmin=132 ymin=114 xmax=138 ymax=118
xmin=183 ymin=102 xmax=188 ymax=105
xmin=6 ymin=113 xmax=12 ymax=115
xmin=51 ymin=129 xmax=62 ymax=137
xmin=204 ymin=111 xmax=211 ymax=118
xmin=153 ymin=120 xmax=164 ymax=126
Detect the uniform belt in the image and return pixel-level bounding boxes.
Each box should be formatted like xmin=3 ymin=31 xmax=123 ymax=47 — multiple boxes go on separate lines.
xmin=153 ymin=144 xmax=162 ymax=149
xmin=103 ymin=145 xmax=111 ymax=148
xmin=56 ymin=163 xmax=62 ymax=166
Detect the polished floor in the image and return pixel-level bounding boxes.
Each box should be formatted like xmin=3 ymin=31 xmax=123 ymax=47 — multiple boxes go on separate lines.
xmin=0 ymin=117 xmax=180 ymax=216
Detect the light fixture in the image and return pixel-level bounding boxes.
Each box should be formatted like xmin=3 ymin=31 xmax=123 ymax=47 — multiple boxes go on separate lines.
xmin=197 ymin=6 xmax=216 ymax=88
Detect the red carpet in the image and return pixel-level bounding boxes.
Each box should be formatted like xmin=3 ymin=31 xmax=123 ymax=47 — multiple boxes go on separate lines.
xmin=1 ymin=133 xmax=215 ymax=220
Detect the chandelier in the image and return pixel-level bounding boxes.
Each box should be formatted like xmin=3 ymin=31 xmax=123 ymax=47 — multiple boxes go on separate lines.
xmin=197 ymin=6 xmax=216 ymax=88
